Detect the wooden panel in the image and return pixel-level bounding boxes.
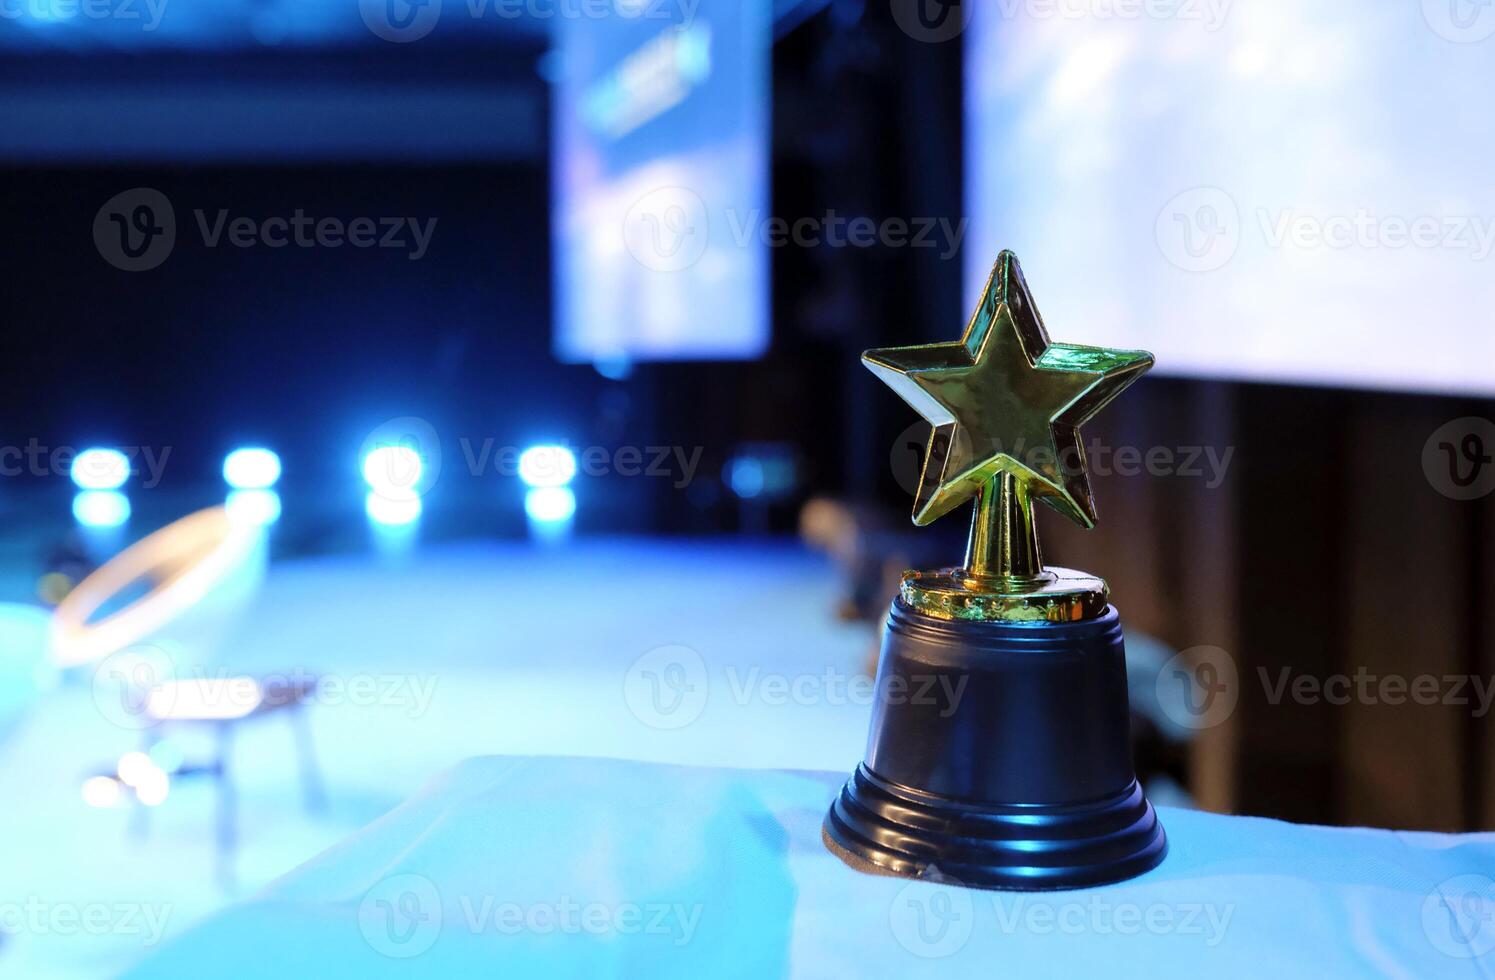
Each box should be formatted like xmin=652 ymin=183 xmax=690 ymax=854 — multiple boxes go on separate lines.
xmin=1043 ymin=378 xmax=1168 ymax=635
xmin=1478 ymin=416 xmax=1495 ymax=830
xmin=1340 ymin=399 xmax=1470 ymax=830
xmin=960 ymin=379 xmax=1488 ymax=828
xmin=1045 ymin=379 xmax=1242 ymax=812
xmin=1169 ymin=382 xmax=1240 ymax=814
xmin=1233 ymin=384 xmax=1346 ymax=823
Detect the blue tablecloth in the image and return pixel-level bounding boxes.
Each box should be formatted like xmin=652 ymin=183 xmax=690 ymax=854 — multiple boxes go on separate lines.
xmin=126 ymin=755 xmax=1495 ymax=979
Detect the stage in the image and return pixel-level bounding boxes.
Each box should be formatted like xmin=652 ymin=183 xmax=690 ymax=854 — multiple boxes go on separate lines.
xmin=0 ymin=533 xmax=874 ymax=977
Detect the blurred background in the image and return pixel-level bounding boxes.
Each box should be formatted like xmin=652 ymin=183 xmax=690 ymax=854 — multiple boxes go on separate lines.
xmin=2 ymin=0 xmax=1494 ymax=974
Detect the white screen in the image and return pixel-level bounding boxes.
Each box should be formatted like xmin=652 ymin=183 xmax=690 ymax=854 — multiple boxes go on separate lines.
xmin=553 ymin=1 xmax=770 ymax=363
xmin=966 ymin=2 xmax=1495 ymax=395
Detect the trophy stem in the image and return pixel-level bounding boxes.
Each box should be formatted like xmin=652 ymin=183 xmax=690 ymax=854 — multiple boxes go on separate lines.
xmin=964 ymin=472 xmax=1044 ymax=585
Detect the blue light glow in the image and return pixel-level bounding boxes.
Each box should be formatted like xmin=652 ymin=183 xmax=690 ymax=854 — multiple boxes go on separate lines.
xmin=518 ymin=446 xmax=578 ymax=488
xmin=726 ymin=457 xmax=765 ymax=499
xmin=524 ymin=487 xmax=577 ymax=523
xmin=366 ymin=492 xmax=422 ymax=526
xmin=223 ymin=448 xmax=282 ymax=489
xmin=593 ymin=355 xmax=634 ymax=381
xmin=723 ymin=446 xmax=797 ymax=501
xmin=226 ymin=489 xmax=282 ymax=526
xmin=147 ymin=738 xmax=185 ymax=775
xmin=73 ymin=491 xmax=130 ymax=527
xmin=362 ymin=445 xmax=424 ymax=499
xmin=70 ymin=448 xmax=130 ymax=490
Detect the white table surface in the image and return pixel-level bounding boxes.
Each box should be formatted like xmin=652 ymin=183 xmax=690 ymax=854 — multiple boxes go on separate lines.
xmin=124 ymin=754 xmax=1495 ymax=979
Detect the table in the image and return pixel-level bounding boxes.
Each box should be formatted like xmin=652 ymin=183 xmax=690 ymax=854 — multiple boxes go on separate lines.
xmin=131 ymin=674 xmax=325 ymax=886
xmin=124 ymin=755 xmax=1495 ymax=979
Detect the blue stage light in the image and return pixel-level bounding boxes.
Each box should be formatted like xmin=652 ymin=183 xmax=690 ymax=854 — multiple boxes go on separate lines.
xmin=365 ymin=492 xmax=422 ymax=526
xmin=70 ymin=448 xmax=130 ymax=490
xmin=73 ymin=491 xmax=130 ymax=528
xmin=593 ymin=355 xmax=633 ymax=381
xmin=725 ymin=457 xmax=765 ymax=499
xmin=226 ymin=489 xmax=282 ymax=526
xmin=524 ymin=487 xmax=577 ymax=523
xmin=724 ymin=445 xmax=798 ymax=501
xmin=222 ymin=448 xmax=282 ymax=489
xmin=518 ymin=446 xmax=578 ymax=488
xmin=362 ymin=445 xmax=424 ymax=499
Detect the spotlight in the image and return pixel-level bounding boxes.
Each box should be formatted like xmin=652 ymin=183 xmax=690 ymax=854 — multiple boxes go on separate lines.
xmin=116 ymin=750 xmax=155 ymax=788
xmin=593 ymin=355 xmax=633 ymax=381
xmin=518 ymin=445 xmax=578 ymax=488
xmin=222 ymin=448 xmax=281 ymax=489
xmin=72 ymin=491 xmax=130 ymax=528
xmin=362 ymin=445 xmax=423 ymax=500
xmin=725 ymin=457 xmax=765 ymax=499
xmin=366 ymin=492 xmax=422 ymax=526
xmin=524 ymin=486 xmax=577 ymax=523
xmin=71 ymin=448 xmax=129 ymax=490
xmin=724 ymin=444 xmax=799 ymax=501
xmin=225 ymin=489 xmax=282 ymax=526
xmin=134 ymin=767 xmax=170 ymax=807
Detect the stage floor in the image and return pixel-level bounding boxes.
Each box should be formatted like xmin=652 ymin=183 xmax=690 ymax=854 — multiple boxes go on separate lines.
xmin=0 ymin=535 xmax=875 ymax=978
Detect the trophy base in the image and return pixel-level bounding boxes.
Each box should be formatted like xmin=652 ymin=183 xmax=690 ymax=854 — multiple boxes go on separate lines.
xmin=824 ymin=599 xmax=1166 ymax=891
xmin=824 ymin=765 xmax=1166 ymax=891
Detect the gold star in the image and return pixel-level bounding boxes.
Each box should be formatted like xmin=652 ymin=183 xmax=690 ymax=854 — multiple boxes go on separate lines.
xmin=864 ymin=251 xmax=1153 ymax=529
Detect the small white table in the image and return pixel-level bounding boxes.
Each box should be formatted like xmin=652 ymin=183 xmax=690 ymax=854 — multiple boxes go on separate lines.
xmin=131 ymin=674 xmax=324 ymax=886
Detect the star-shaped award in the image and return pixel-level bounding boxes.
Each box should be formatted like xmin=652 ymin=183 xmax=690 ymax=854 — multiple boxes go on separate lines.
xmin=864 ymin=251 xmax=1153 ymax=617
xmin=826 ymin=253 xmax=1170 ymax=890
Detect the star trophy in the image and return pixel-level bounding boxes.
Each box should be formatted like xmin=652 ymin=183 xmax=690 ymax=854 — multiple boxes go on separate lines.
xmin=823 ymin=251 xmax=1167 ymax=890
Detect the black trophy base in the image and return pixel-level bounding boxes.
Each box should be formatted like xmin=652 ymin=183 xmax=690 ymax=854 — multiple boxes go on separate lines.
xmin=824 ymin=600 xmax=1167 ymax=891
xmin=824 ymin=765 xmax=1166 ymax=891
